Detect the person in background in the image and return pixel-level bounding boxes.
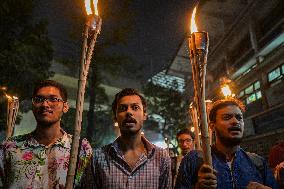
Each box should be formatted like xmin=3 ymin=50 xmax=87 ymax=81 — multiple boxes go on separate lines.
xmin=87 ymin=88 xmax=171 ymax=189
xmin=269 ymin=142 xmax=284 ymax=188
xmin=175 ymin=98 xmax=278 ymax=189
xmin=0 ymin=80 xmax=92 ymax=188
xmin=172 ymin=128 xmax=195 ymax=186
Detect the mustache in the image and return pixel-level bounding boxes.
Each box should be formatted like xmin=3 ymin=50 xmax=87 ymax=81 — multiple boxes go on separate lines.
xmin=228 ymin=126 xmax=242 ymax=132
xmin=38 ymin=107 xmax=53 ymax=113
xmin=122 ymin=117 xmax=137 ymax=124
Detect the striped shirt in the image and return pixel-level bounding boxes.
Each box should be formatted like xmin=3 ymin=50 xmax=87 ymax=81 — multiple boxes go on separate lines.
xmin=83 ymin=136 xmax=171 ymax=189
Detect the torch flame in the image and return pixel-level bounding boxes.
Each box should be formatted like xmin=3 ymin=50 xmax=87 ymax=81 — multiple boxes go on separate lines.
xmin=190 ymin=6 xmax=198 ymax=33
xmin=221 ymin=84 xmax=233 ymax=97
xmin=84 ymin=0 xmax=99 ymax=16
xmin=5 ymin=94 xmax=12 ymax=100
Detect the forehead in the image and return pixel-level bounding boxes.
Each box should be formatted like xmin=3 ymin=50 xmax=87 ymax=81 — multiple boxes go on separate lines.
xmin=178 ymin=133 xmax=192 ymax=139
xmin=216 ymin=105 xmax=242 ymax=116
xmin=35 ymin=86 xmax=61 ymax=97
xmin=117 ymin=95 xmax=142 ymax=105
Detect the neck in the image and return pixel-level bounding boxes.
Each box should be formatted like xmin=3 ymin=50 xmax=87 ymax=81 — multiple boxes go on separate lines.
xmin=215 ymin=140 xmax=239 ymax=161
xmin=119 ymin=131 xmax=143 ymax=151
xmin=34 ymin=121 xmax=62 ymax=146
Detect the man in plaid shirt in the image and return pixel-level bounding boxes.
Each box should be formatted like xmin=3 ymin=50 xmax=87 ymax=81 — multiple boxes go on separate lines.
xmin=83 ymin=88 xmax=171 ymax=189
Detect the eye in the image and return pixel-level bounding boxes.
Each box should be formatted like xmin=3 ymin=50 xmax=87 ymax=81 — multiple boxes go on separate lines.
xmin=132 ymin=105 xmax=140 ymax=111
xmin=33 ymin=96 xmax=44 ymax=103
xmin=235 ymin=114 xmax=243 ymax=121
xmin=222 ymin=114 xmax=233 ymax=120
xmin=117 ymin=105 xmax=127 ymax=112
xmin=49 ymin=97 xmax=60 ymax=102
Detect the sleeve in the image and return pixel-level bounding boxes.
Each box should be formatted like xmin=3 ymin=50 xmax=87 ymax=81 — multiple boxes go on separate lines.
xmin=263 ymin=159 xmax=279 ymax=189
xmin=159 ymin=150 xmax=172 ymax=189
xmin=80 ymin=148 xmax=103 ymax=189
xmin=0 ymin=142 xmax=6 ymax=189
xmin=174 ymin=151 xmax=199 ymax=189
xmin=75 ymin=138 xmax=93 ymax=188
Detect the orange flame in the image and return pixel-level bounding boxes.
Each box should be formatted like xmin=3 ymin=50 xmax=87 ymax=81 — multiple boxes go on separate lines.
xmin=190 ymin=6 xmax=198 ymax=33
xmin=84 ymin=0 xmax=99 ymax=16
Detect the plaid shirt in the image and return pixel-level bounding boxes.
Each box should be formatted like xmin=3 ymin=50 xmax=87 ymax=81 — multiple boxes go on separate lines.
xmin=82 ymin=136 xmax=171 ymax=189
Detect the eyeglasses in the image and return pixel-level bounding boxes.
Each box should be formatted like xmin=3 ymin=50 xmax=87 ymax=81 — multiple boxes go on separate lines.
xmin=178 ymin=139 xmax=194 ymax=144
xmin=32 ymin=96 xmax=64 ymax=105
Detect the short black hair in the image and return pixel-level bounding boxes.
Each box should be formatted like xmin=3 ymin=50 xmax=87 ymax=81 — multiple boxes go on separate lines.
xmin=33 ymin=80 xmax=68 ymax=101
xmin=176 ymin=128 xmax=195 ymax=140
xmin=112 ymin=88 xmax=147 ymax=120
xmin=209 ymin=98 xmax=245 ymax=123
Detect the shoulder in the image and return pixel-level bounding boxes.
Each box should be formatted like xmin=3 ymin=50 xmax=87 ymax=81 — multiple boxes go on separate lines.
xmin=93 ymin=143 xmax=112 ymax=161
xmin=240 ymin=149 xmax=265 ymax=164
xmin=153 ymin=145 xmax=169 ymax=157
xmin=1 ymin=133 xmax=31 ymax=150
xmin=183 ymin=150 xmax=202 ymax=162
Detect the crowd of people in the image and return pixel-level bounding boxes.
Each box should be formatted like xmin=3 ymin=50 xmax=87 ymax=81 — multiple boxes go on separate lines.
xmin=0 ymin=79 xmax=283 ymax=189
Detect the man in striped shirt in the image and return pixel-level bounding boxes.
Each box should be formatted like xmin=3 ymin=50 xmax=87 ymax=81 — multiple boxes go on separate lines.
xmin=85 ymin=88 xmax=171 ymax=189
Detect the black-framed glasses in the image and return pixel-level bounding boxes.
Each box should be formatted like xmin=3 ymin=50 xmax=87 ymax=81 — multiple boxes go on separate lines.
xmin=32 ymin=96 xmax=64 ymax=105
xmin=178 ymin=139 xmax=194 ymax=144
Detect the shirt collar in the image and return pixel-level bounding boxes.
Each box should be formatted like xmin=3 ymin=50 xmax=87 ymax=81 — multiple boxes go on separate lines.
xmin=111 ymin=135 xmax=155 ymax=158
xmin=212 ymin=145 xmax=241 ymax=162
xmin=25 ymin=129 xmax=71 ymax=149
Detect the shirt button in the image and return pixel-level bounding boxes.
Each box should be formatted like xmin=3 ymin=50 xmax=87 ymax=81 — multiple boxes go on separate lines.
xmin=129 ymin=176 xmax=133 ymax=179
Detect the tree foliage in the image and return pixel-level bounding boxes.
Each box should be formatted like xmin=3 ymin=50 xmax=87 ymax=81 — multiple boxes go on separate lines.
xmin=0 ymin=0 xmax=53 ymax=131
xmin=143 ymin=81 xmax=189 ymax=146
xmin=0 ymin=0 xmax=53 ymax=99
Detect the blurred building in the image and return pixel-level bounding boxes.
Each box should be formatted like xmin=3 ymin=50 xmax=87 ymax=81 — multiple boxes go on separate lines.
xmin=164 ymin=0 xmax=284 ymax=157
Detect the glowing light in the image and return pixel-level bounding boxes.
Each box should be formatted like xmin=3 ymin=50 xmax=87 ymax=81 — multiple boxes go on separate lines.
xmin=191 ymin=127 xmax=195 ymax=132
xmin=114 ymin=122 xmax=118 ymax=127
xmin=221 ymin=84 xmax=235 ymax=97
xmin=84 ymin=0 xmax=99 ymax=16
xmin=5 ymin=94 xmax=12 ymax=100
xmin=190 ymin=7 xmax=198 ymax=33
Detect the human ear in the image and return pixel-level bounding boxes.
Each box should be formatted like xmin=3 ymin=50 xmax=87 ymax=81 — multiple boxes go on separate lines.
xmin=63 ymin=102 xmax=69 ymax=113
xmin=143 ymin=112 xmax=147 ymax=120
xmin=209 ymin=122 xmax=215 ymax=131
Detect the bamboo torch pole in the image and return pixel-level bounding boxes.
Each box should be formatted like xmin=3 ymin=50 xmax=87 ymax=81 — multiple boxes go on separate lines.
xmin=6 ymin=96 xmax=19 ymax=138
xmin=189 ymin=102 xmax=201 ymax=150
xmin=188 ymin=7 xmax=212 ymax=166
xmin=65 ymin=0 xmax=102 ymax=188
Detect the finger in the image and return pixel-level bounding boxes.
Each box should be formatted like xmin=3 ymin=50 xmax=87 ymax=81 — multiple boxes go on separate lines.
xmin=199 ymin=178 xmax=217 ymax=186
xmin=199 ymin=164 xmax=214 ymax=173
xmin=200 ymin=173 xmax=217 ymax=180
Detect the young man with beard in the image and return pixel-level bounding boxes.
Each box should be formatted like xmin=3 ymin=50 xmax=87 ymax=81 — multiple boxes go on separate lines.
xmin=0 ymin=80 xmax=92 ymax=188
xmin=88 ymin=88 xmax=171 ymax=189
xmin=175 ymin=98 xmax=278 ymax=189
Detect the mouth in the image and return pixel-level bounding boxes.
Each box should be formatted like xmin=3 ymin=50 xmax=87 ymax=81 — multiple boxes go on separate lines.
xmin=39 ymin=109 xmax=53 ymax=115
xmin=228 ymin=126 xmax=242 ymax=134
xmin=122 ymin=118 xmax=137 ymax=127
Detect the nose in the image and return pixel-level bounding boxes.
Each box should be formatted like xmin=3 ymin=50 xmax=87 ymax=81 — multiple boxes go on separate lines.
xmin=231 ymin=116 xmax=239 ymax=125
xmin=126 ymin=107 xmax=133 ymax=116
xmin=41 ymin=99 xmax=50 ymax=106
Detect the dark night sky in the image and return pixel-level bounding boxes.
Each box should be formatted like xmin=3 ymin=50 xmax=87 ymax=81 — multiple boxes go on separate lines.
xmin=37 ymin=0 xmax=196 ymax=83
xmin=124 ymin=1 xmax=195 ymax=80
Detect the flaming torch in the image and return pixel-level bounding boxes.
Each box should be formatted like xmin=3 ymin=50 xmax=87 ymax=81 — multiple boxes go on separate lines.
xmin=221 ymin=84 xmax=235 ymax=98
xmin=6 ymin=95 xmax=19 ymax=138
xmin=65 ymin=0 xmax=102 ymax=188
xmin=1 ymin=86 xmax=19 ymax=138
xmin=188 ymin=6 xmax=212 ymax=166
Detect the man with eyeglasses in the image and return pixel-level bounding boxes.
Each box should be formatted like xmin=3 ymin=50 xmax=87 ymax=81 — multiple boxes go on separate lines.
xmin=172 ymin=128 xmax=195 ymax=186
xmin=175 ymin=98 xmax=278 ymax=189
xmin=0 ymin=80 xmax=92 ymax=188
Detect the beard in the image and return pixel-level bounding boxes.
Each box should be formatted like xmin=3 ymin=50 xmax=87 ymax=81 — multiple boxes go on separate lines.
xmin=215 ymin=128 xmax=242 ymax=147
